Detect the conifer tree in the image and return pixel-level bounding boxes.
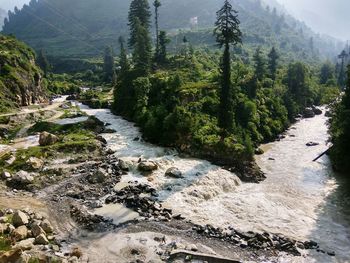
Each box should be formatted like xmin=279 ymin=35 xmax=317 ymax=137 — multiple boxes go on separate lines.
xmin=133 ymin=18 xmax=152 ymax=75
xmin=158 ymin=31 xmax=170 ymax=64
xmin=214 ymin=0 xmax=242 ymax=132
xmin=154 ymin=0 xmax=161 ymax=61
xmin=128 ymin=0 xmax=151 ymax=48
xmin=118 ymin=36 xmax=129 ymax=74
xmin=103 ymin=46 xmax=115 ymax=82
xmin=268 ymin=46 xmax=279 ymax=81
xmin=36 ymin=49 xmax=50 ymax=77
xmin=253 ymin=47 xmax=266 ymax=81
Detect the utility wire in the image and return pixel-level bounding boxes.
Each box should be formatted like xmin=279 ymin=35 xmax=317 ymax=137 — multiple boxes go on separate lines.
xmin=22 ymin=8 xmax=101 ymax=53
xmin=40 ymin=0 xmax=94 ymax=38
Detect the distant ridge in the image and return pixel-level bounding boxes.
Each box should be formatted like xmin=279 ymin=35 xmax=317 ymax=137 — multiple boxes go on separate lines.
xmin=1 ymin=0 xmax=342 ymax=59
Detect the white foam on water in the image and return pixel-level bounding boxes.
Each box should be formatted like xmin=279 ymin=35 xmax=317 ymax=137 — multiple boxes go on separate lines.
xmin=78 ymin=103 xmax=350 ymax=262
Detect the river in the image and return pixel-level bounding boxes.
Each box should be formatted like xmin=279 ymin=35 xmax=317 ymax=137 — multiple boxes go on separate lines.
xmin=77 ymin=103 xmax=350 ymax=262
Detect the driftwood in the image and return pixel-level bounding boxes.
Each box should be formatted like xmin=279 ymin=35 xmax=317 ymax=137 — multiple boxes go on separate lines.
xmin=169 ymin=249 xmax=241 ymax=263
xmin=313 ymin=146 xmax=333 ymax=162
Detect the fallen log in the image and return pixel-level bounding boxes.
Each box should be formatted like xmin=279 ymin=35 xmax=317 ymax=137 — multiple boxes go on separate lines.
xmin=313 ymin=146 xmax=333 ymax=162
xmin=169 ymin=249 xmax=241 ymax=263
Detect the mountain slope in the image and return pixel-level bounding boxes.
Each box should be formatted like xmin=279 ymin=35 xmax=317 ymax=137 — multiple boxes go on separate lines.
xmin=1 ymin=0 xmax=341 ymax=59
xmin=0 ymin=34 xmax=47 ymax=113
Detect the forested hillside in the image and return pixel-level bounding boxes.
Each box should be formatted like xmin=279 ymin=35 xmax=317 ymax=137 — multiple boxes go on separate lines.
xmin=2 ymin=0 xmax=341 ymax=60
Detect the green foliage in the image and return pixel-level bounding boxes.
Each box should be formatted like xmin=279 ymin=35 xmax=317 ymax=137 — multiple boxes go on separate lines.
xmin=103 ymin=46 xmax=116 ymax=83
xmin=158 ymin=31 xmax=170 ymax=64
xmin=268 ymin=46 xmax=279 ymax=81
xmin=319 ymin=61 xmax=335 ymax=85
xmin=0 ymin=34 xmax=46 ymax=113
xmin=214 ymin=0 xmax=242 ymax=132
xmin=132 ymin=18 xmax=152 ymax=75
xmin=330 ymin=67 xmax=350 ymax=172
xmin=128 ymin=0 xmax=152 ymax=48
xmin=253 ymin=47 xmax=266 ymax=81
xmin=36 ymin=49 xmax=51 ymax=77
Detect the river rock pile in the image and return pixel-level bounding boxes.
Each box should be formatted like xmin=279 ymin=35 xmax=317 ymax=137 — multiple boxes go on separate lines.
xmin=106 ymin=184 xmax=173 ymax=221
xmin=0 ymin=208 xmax=66 ymax=262
xmin=192 ymin=224 xmax=335 ymax=257
xmin=70 ymin=204 xmax=115 ymax=231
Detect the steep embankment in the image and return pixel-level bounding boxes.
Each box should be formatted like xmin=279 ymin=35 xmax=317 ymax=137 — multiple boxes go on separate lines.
xmin=0 ymin=34 xmax=47 ymax=113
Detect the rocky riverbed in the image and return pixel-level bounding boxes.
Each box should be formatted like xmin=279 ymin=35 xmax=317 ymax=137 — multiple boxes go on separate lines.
xmin=0 ymin=100 xmax=348 ymax=262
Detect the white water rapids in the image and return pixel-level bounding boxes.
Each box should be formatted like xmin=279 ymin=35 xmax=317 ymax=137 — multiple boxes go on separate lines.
xmin=77 ymin=103 xmax=350 ymax=262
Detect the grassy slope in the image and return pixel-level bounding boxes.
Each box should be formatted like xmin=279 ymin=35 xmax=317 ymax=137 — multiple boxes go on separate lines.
xmin=0 ymin=34 xmax=47 ymax=113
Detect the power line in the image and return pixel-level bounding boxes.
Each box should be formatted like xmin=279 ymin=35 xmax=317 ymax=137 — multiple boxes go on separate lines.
xmin=22 ymin=8 xmax=101 ymax=53
xmin=39 ymin=0 xmax=94 ymax=38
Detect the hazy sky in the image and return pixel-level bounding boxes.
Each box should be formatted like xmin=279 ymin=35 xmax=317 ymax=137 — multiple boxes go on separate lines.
xmin=0 ymin=0 xmax=349 ymax=41
xmin=0 ymin=0 xmax=28 ymax=11
xmin=276 ymin=0 xmax=350 ymax=40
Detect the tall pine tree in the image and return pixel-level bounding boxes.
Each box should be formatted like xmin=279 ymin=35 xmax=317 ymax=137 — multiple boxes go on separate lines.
xmin=118 ymin=36 xmax=129 ymax=74
xmin=36 ymin=49 xmax=50 ymax=78
xmin=253 ymin=47 xmax=266 ymax=81
xmin=128 ymin=0 xmax=151 ymax=48
xmin=158 ymin=31 xmax=170 ymax=64
xmin=103 ymin=46 xmax=115 ymax=82
xmin=214 ymin=0 xmax=242 ymax=132
xmin=154 ymin=0 xmax=161 ymax=61
xmin=268 ymin=46 xmax=279 ymax=81
xmin=133 ymin=18 xmax=152 ymax=75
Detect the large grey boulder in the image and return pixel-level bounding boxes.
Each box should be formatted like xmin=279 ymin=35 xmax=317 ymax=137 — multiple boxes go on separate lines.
xmin=12 ymin=211 xmax=29 ymax=227
xmin=40 ymin=219 xmax=54 ymax=233
xmin=31 ymin=224 xmax=46 ymax=237
xmin=87 ymin=168 xmax=109 ymax=184
xmin=13 ymin=171 xmax=35 ymax=185
xmin=165 ymin=167 xmax=183 ymax=178
xmin=26 ymin=157 xmax=44 ymax=169
xmin=138 ymin=161 xmax=158 ymax=172
xmin=12 ymin=225 xmax=28 ymax=241
xmin=39 ymin=132 xmax=58 ymax=146
xmin=303 ymin=108 xmax=315 ymax=118
xmin=35 ymin=233 xmax=49 ymax=245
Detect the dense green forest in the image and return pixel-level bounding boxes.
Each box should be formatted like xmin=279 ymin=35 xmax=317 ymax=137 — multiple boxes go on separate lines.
xmin=329 ymin=67 xmax=350 ymax=173
xmin=2 ymin=0 xmax=342 ymax=61
xmin=111 ymin=0 xmax=340 ymax=180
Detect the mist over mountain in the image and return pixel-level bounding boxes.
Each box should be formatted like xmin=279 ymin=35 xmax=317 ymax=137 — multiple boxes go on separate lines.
xmin=276 ymin=0 xmax=350 ymax=41
xmin=0 ymin=8 xmax=6 ymax=27
xmin=1 ymin=0 xmax=342 ymax=61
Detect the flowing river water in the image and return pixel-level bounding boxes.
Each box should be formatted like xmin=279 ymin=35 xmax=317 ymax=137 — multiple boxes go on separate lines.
xmin=76 ymin=103 xmax=350 ymax=262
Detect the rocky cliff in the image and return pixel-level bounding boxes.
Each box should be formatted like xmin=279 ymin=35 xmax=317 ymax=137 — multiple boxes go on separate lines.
xmin=0 ymin=34 xmax=47 ymax=113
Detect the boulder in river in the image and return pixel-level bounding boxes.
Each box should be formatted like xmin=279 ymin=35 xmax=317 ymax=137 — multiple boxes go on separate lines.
xmin=88 ymin=168 xmax=109 ymax=184
xmin=138 ymin=161 xmax=158 ymax=172
xmin=312 ymin=107 xmax=323 ymax=115
xmin=39 ymin=132 xmax=58 ymax=146
xmin=303 ymin=108 xmax=315 ymax=118
xmin=306 ymin=142 xmax=319 ymax=147
xmin=165 ymin=167 xmax=183 ymax=178
xmin=255 ymin=148 xmax=264 ymax=155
